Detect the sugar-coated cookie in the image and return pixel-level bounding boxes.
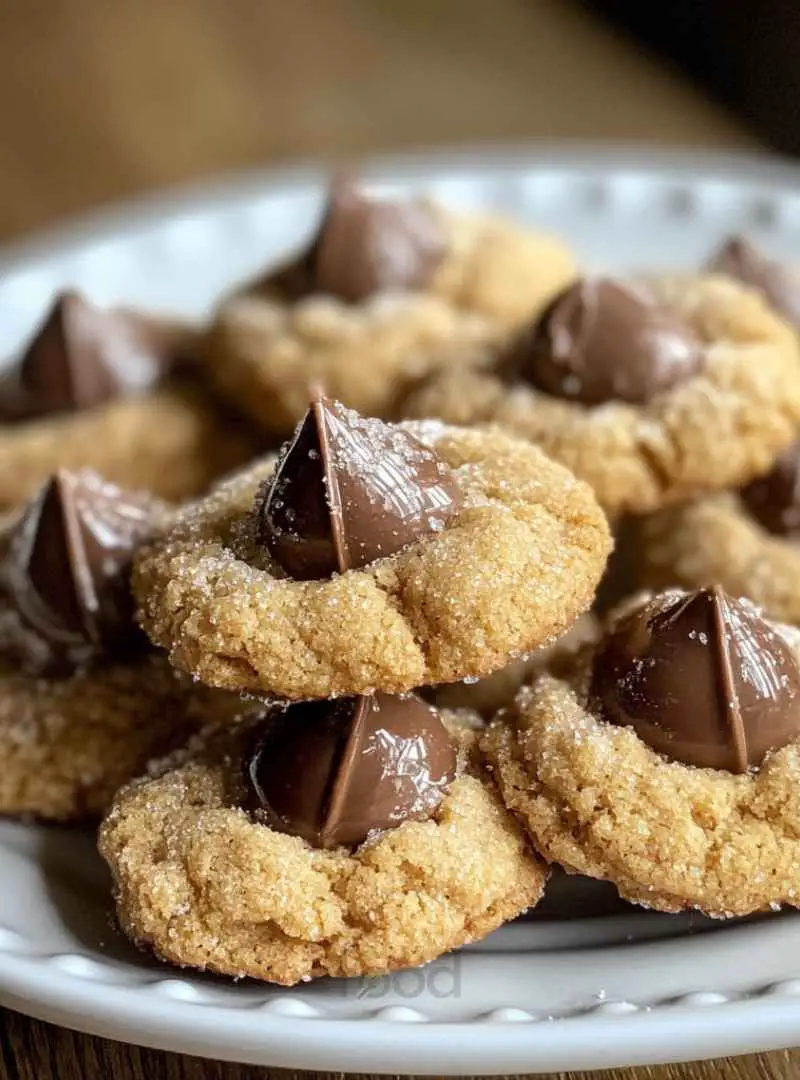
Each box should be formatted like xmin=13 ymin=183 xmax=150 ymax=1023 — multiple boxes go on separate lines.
xmin=202 ymin=179 xmax=576 ymax=436
xmin=0 ymin=291 xmax=259 ymax=505
xmin=99 ymin=697 xmax=546 ymax=984
xmin=0 ymin=655 xmax=234 ymax=821
xmin=0 ymin=468 xmax=236 ymax=820
xmin=133 ymin=397 xmax=610 ymax=700
xmin=403 ymin=275 xmax=800 ymax=517
xmin=484 ymin=587 xmax=800 ymax=916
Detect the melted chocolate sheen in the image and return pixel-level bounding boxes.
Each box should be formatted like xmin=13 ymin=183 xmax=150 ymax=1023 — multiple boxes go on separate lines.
xmin=260 ymin=180 xmax=446 ymax=304
xmin=245 ymin=692 xmax=458 ymax=848
xmin=0 ymin=291 xmax=170 ymax=422
xmin=740 ymin=441 xmax=800 ymax=539
xmin=257 ymin=396 xmax=463 ymax=580
xmin=515 ymin=278 xmax=704 ymax=406
xmin=708 ymin=235 xmax=800 ymax=332
xmin=591 ymin=587 xmax=800 ymax=772
xmin=0 ymin=469 xmax=160 ymax=674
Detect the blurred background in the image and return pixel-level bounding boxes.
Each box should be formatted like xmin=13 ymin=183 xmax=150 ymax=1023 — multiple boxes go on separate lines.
xmin=0 ymin=0 xmax=764 ymax=245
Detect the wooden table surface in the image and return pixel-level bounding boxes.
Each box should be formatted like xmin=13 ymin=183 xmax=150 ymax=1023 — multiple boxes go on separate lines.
xmin=0 ymin=1 xmax=785 ymax=1078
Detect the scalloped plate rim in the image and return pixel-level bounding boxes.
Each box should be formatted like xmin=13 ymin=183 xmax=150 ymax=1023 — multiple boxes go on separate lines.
xmin=3 ymin=141 xmax=800 ymax=272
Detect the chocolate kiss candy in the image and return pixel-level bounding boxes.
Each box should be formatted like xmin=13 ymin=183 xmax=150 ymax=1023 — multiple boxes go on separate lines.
xmin=511 ymin=277 xmax=704 ymax=406
xmin=245 ymin=691 xmax=458 ymax=849
xmin=0 ymin=469 xmax=161 ymax=674
xmin=0 ymin=291 xmax=169 ymax=422
xmin=263 ymin=178 xmax=446 ymax=303
xmin=257 ymin=396 xmax=463 ymax=580
xmin=591 ymin=587 xmax=800 ymax=772
xmin=708 ymin=235 xmax=800 ymax=332
xmin=740 ymin=441 xmax=800 ymax=539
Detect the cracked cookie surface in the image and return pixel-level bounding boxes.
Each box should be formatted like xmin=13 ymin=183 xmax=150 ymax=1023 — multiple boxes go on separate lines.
xmin=133 ymin=425 xmax=611 ymax=700
xmin=99 ymin=711 xmax=546 ymax=984
xmin=403 ymin=276 xmax=800 ymax=517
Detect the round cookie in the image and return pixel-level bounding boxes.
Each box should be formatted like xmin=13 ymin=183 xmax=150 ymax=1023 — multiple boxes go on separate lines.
xmin=133 ymin=400 xmax=611 ymax=700
xmin=0 ymin=291 xmax=259 ymax=505
xmin=99 ymin=702 xmax=546 ymax=985
xmin=631 ymin=441 xmax=800 ymax=625
xmin=403 ymin=275 xmax=800 ymax=517
xmin=0 ymin=467 xmax=240 ymax=820
xmin=202 ymin=179 xmax=576 ymax=436
xmin=483 ymin=588 xmax=800 ymax=917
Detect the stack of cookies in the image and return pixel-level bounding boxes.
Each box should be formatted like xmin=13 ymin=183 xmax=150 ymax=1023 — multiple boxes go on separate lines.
xmin=7 ymin=176 xmax=800 ymax=987
xmin=103 ymin=394 xmax=609 ymax=982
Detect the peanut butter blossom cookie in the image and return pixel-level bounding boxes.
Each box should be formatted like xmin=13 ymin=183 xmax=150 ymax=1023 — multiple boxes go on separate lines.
xmin=202 ymin=178 xmax=576 ymax=436
xmin=0 ymin=290 xmax=258 ymax=505
xmin=633 ymin=440 xmax=800 ymax=625
xmin=0 ymin=468 xmax=230 ymax=821
xmin=402 ymin=274 xmax=800 ymax=517
xmin=134 ymin=396 xmax=610 ymax=700
xmin=99 ymin=695 xmax=545 ymax=984
xmin=484 ymin=587 xmax=800 ymax=916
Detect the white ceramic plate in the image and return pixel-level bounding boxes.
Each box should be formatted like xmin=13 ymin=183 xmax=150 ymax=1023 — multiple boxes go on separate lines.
xmin=3 ymin=146 xmax=800 ymax=1074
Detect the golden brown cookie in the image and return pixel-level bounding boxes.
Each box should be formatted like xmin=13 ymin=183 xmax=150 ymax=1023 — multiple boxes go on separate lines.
xmin=133 ymin=409 xmax=611 ymax=700
xmin=0 ymin=379 xmax=261 ymax=506
xmin=0 ymin=655 xmax=238 ymax=821
xmin=403 ymin=275 xmax=800 ymax=517
xmin=631 ymin=441 xmax=800 ymax=625
xmin=201 ymin=183 xmax=575 ymax=436
xmin=99 ymin=704 xmax=546 ymax=985
xmin=483 ymin=588 xmax=800 ymax=917
xmin=0 ymin=291 xmax=260 ymax=505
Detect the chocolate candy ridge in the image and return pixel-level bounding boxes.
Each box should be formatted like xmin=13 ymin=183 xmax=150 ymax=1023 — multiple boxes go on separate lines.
xmin=708 ymin=235 xmax=800 ymax=333
xmin=245 ymin=692 xmax=458 ymax=849
xmin=0 ymin=469 xmax=162 ymax=675
xmin=591 ymin=586 xmax=800 ymax=772
xmin=0 ymin=291 xmax=173 ymax=423
xmin=509 ymin=277 xmax=704 ymax=406
xmin=740 ymin=440 xmax=800 ymax=540
xmin=256 ymin=395 xmax=463 ymax=580
xmin=260 ymin=177 xmax=447 ymax=303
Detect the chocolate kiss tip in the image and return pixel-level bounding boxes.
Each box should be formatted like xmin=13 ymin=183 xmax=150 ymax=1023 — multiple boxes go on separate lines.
xmin=0 ymin=290 xmax=167 ymax=423
xmin=245 ymin=692 xmax=457 ymax=849
xmin=257 ymin=398 xmax=463 ymax=581
xmin=258 ymin=178 xmax=446 ymax=304
xmin=592 ymin=587 xmax=800 ymax=773
xmin=708 ymin=234 xmax=758 ymax=272
xmin=708 ymin=235 xmax=800 ymax=331
xmin=0 ymin=469 xmax=159 ymax=674
xmin=514 ymin=276 xmax=704 ymax=406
